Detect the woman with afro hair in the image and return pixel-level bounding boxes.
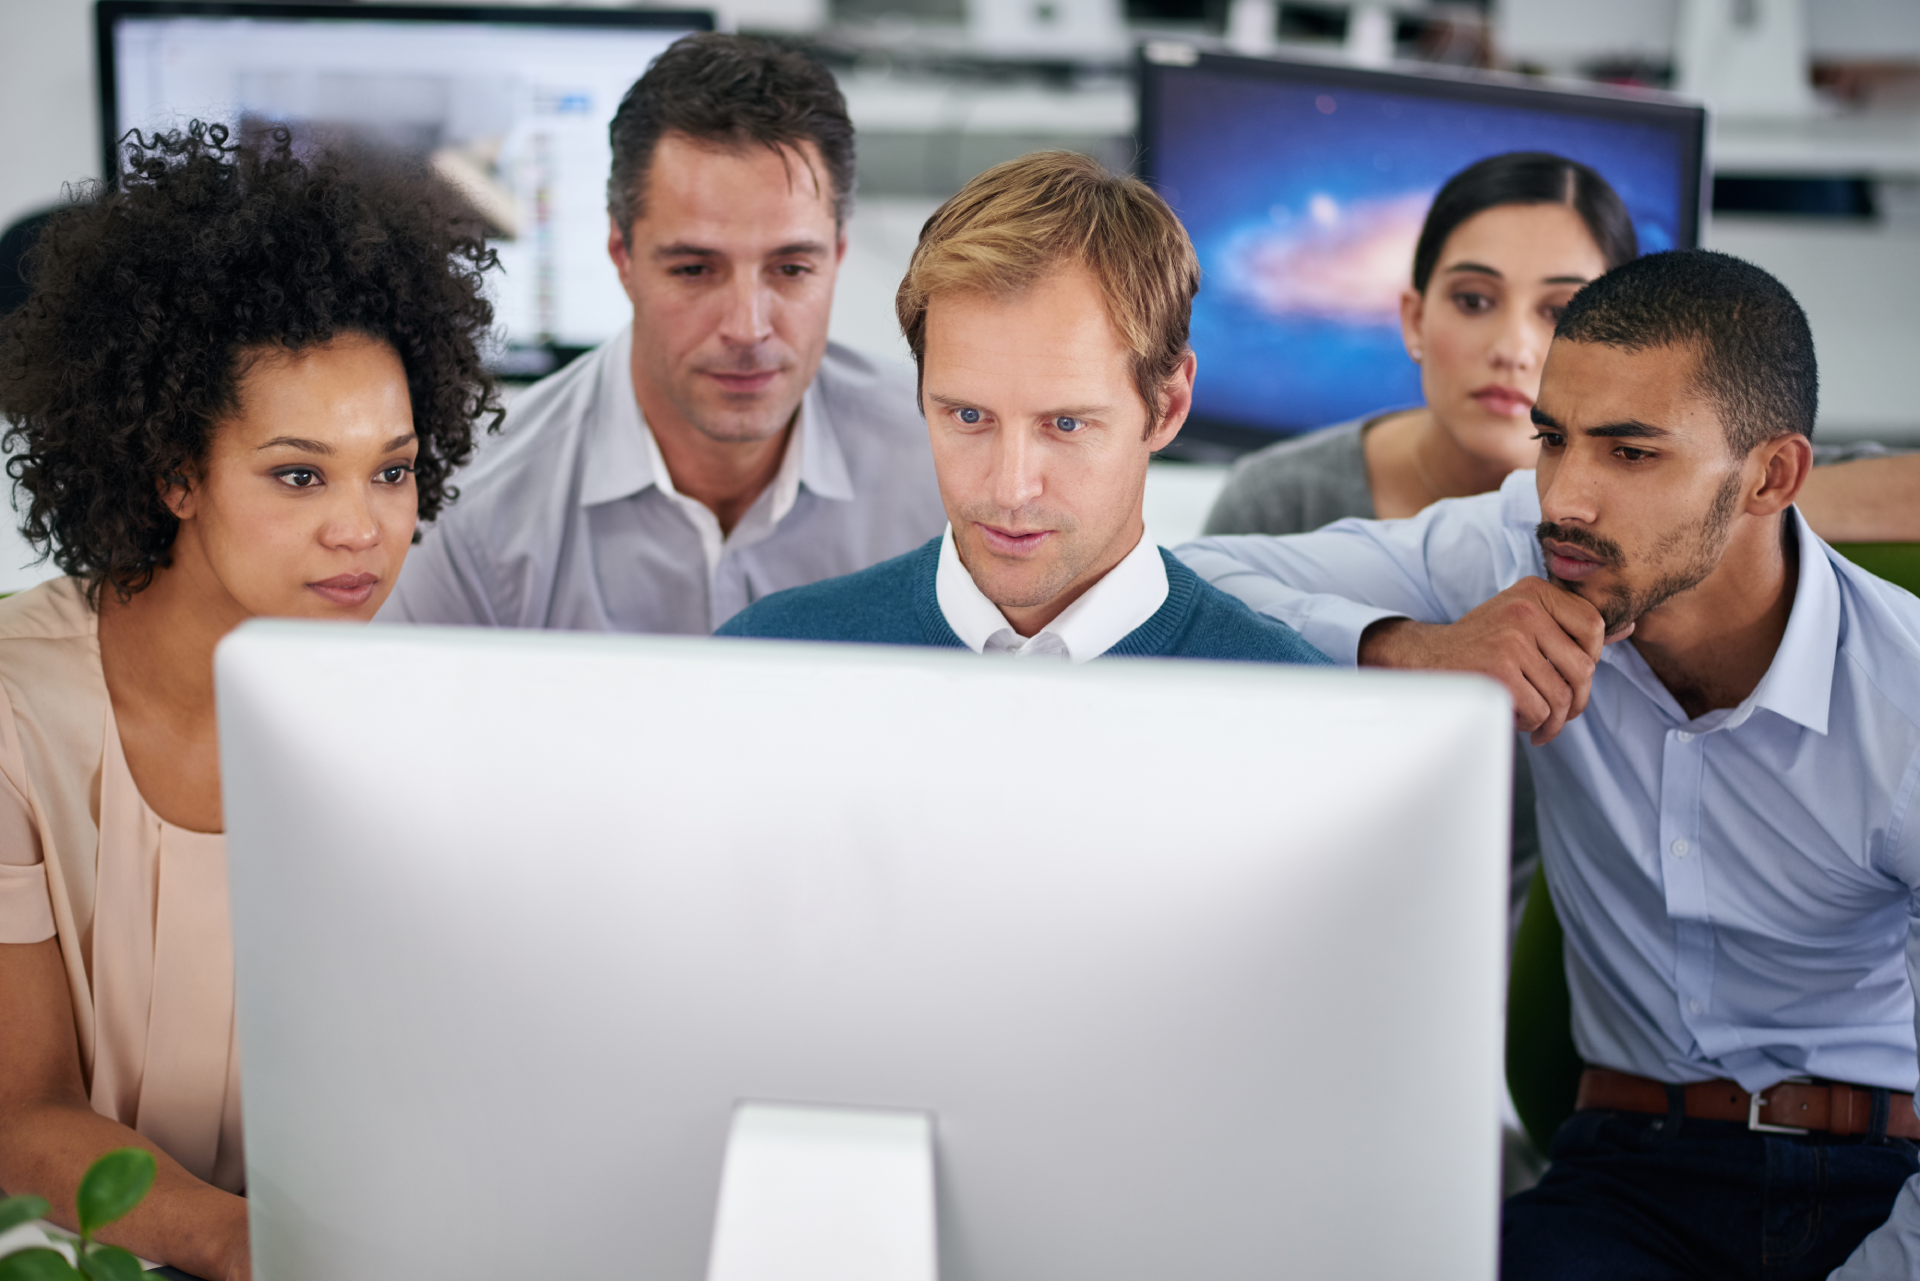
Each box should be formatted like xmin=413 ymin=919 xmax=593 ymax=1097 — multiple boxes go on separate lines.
xmin=0 ymin=123 xmax=502 ymax=1278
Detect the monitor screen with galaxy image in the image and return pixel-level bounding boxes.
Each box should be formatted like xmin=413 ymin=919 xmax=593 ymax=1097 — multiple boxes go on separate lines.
xmin=1137 ymin=47 xmax=1706 ymax=455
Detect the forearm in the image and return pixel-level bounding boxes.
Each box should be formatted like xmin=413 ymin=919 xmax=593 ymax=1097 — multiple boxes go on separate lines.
xmin=1357 ymin=616 xmax=1420 ymax=667
xmin=0 ymin=1097 xmax=246 ymax=1278
xmin=1799 ymin=455 xmax=1920 ymax=544
xmin=1177 ymin=541 xmax=1411 ymax=663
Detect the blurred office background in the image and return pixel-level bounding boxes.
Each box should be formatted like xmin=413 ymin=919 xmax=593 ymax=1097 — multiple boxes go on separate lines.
xmin=3 ymin=0 xmax=1918 ymax=589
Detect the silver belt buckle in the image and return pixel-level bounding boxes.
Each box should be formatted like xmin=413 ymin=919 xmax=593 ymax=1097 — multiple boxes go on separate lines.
xmin=1749 ymin=1077 xmax=1813 ymax=1134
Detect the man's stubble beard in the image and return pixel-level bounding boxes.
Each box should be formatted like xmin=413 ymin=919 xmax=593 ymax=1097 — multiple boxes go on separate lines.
xmin=667 ymin=369 xmax=800 ymax=446
xmin=952 ymin=503 xmax=1083 ymax=611
xmin=1539 ymin=465 xmax=1744 ymax=634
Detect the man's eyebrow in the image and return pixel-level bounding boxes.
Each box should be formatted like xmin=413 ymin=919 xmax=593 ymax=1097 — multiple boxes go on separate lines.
xmin=652 ymin=240 xmax=834 ymax=260
xmin=1543 ymin=275 xmax=1590 ymax=286
xmin=1525 ymin=407 xmax=1670 ymax=439
xmin=1585 ymin=420 xmax=1671 ymax=440
xmin=925 ymin=393 xmax=1114 ymax=419
xmin=1444 ymin=261 xmax=1502 ymax=279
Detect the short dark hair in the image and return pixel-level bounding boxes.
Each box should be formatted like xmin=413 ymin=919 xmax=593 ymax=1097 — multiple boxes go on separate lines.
xmin=1412 ymin=152 xmax=1637 ymax=294
xmin=0 ymin=123 xmax=504 ymax=604
xmin=606 ymin=33 xmax=855 ymax=238
xmin=1556 ymin=248 xmax=1818 ymax=454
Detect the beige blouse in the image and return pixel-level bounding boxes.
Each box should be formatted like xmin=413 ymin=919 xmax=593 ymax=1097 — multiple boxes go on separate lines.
xmin=0 ymin=578 xmax=243 ymax=1193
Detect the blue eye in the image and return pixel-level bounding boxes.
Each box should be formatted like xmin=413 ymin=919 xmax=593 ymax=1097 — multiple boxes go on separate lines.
xmin=957 ymin=408 xmax=982 ymax=424
xmin=1055 ymin=416 xmax=1083 ymax=433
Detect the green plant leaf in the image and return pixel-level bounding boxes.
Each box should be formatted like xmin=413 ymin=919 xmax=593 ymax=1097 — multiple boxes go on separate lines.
xmin=74 ymin=1246 xmax=142 ymax=1281
xmin=0 ymin=1197 xmax=50 ymax=1237
xmin=73 ymin=1150 xmax=154 ymax=1239
xmin=0 ymin=1247 xmax=81 ymax=1281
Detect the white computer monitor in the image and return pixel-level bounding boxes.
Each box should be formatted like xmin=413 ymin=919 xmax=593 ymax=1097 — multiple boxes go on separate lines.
xmin=215 ymin=624 xmax=1510 ymax=1279
xmin=97 ymin=1 xmax=712 ymax=368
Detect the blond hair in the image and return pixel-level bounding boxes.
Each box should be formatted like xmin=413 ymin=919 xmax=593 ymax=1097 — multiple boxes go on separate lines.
xmin=895 ymin=151 xmax=1199 ymax=433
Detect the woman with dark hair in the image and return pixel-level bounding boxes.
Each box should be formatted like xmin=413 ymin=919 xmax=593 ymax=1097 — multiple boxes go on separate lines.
xmin=0 ymin=124 xmax=501 ymax=1279
xmin=1203 ymin=151 xmax=1913 ymax=539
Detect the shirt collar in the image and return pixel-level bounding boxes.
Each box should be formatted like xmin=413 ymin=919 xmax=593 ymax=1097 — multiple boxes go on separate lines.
xmin=935 ymin=523 xmax=1170 ymax=662
xmin=1738 ymin=506 xmax=1839 ymax=735
xmin=1594 ymin=505 xmax=1840 ymax=736
xmin=579 ymin=327 xmax=856 ymax=508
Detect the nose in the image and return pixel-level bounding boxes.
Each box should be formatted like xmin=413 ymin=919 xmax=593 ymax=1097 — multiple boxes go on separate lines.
xmin=987 ymin=424 xmax=1045 ymax=515
xmin=716 ymin=269 xmax=775 ymax=348
xmin=321 ymin=483 xmax=383 ymax=553
xmin=1489 ymin=306 xmax=1550 ymax=378
xmin=1538 ymin=440 xmax=1600 ymax=529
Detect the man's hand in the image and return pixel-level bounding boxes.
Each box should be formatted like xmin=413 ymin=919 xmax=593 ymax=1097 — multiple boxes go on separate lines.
xmin=1358 ymin=576 xmax=1632 ymax=746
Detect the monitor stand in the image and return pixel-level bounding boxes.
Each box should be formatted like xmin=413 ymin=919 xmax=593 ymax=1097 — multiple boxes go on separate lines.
xmin=705 ymin=1103 xmax=938 ymax=1281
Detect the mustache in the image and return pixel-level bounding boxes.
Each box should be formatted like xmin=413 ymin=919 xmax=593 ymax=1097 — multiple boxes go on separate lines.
xmin=1535 ymin=520 xmax=1625 ymax=567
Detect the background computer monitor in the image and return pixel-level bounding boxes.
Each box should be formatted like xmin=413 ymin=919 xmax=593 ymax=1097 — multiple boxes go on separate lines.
xmin=97 ymin=1 xmax=712 ymax=371
xmin=217 ymin=624 xmax=1510 ymax=1279
xmin=1137 ymin=48 xmax=1707 ymax=454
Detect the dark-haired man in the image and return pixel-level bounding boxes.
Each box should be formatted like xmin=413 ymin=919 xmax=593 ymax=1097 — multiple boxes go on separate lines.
xmin=383 ymin=34 xmax=945 ymax=633
xmin=1179 ymin=249 xmax=1920 ymax=1278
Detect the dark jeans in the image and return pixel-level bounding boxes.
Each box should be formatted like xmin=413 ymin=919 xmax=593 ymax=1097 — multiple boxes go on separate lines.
xmin=1502 ymin=1105 xmax=1920 ymax=1281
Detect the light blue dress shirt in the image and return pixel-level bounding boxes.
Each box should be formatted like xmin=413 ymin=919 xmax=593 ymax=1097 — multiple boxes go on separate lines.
xmin=1178 ymin=471 xmax=1920 ymax=1277
xmin=381 ymin=327 xmax=947 ymax=634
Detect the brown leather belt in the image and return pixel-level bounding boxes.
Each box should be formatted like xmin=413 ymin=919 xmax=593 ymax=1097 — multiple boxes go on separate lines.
xmin=1577 ymin=1067 xmax=1920 ymax=1140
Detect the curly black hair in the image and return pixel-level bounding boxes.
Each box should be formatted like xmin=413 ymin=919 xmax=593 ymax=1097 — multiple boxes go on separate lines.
xmin=0 ymin=122 xmax=504 ymax=603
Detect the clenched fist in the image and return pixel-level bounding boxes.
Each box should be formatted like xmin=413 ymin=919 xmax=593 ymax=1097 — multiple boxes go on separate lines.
xmin=1358 ymin=576 xmax=1633 ymax=746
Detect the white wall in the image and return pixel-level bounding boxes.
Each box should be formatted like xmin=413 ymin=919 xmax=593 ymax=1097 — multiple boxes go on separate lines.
xmin=1707 ymin=216 xmax=1920 ymax=443
xmin=0 ymin=0 xmax=99 ymax=232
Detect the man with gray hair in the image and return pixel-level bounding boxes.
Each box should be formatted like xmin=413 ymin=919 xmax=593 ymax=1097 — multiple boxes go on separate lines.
xmin=383 ymin=33 xmax=944 ymax=633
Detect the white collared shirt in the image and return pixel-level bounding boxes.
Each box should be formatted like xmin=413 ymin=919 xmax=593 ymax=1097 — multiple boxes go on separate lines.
xmin=935 ymin=523 xmax=1169 ymax=662
xmin=381 ymin=326 xmax=946 ymax=634
xmin=638 ymin=402 xmax=807 ymax=580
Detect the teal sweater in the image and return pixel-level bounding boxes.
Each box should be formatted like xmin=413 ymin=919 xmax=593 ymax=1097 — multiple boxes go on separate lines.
xmin=718 ymin=537 xmax=1330 ymax=665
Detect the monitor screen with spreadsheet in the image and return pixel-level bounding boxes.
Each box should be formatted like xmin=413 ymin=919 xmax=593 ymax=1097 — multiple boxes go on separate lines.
xmin=98 ymin=2 xmax=711 ymax=369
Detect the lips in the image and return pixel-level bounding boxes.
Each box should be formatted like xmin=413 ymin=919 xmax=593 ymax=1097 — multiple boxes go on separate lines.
xmin=1541 ymin=539 xmax=1608 ymax=583
xmin=976 ymin=524 xmax=1051 ymax=557
xmin=1470 ymin=385 xmax=1534 ymax=417
xmin=705 ymin=368 xmax=782 ymax=395
xmin=307 ymin=572 xmax=379 ymax=608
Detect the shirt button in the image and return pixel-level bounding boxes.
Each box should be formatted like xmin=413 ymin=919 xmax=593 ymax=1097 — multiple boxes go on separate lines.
xmin=1676 ymin=730 xmax=1695 ymax=743
xmin=1689 ymin=999 xmax=1703 ymax=1015
xmin=1671 ymin=838 xmax=1689 ymax=857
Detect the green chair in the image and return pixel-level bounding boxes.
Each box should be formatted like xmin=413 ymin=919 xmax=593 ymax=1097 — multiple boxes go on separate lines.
xmin=1503 ymin=542 xmax=1920 ymax=1155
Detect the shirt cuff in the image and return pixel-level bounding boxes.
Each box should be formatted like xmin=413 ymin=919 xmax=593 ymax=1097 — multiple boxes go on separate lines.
xmin=0 ymin=861 xmax=56 ymax=943
xmin=1291 ymin=597 xmax=1408 ymax=667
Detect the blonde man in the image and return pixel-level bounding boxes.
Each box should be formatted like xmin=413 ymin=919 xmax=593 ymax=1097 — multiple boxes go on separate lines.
xmin=719 ymin=151 xmax=1325 ymax=665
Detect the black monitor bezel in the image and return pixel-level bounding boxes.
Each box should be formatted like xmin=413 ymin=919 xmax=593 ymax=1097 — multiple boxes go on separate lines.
xmin=95 ymin=0 xmax=716 ymax=185
xmin=1135 ymin=46 xmax=1709 ymax=460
